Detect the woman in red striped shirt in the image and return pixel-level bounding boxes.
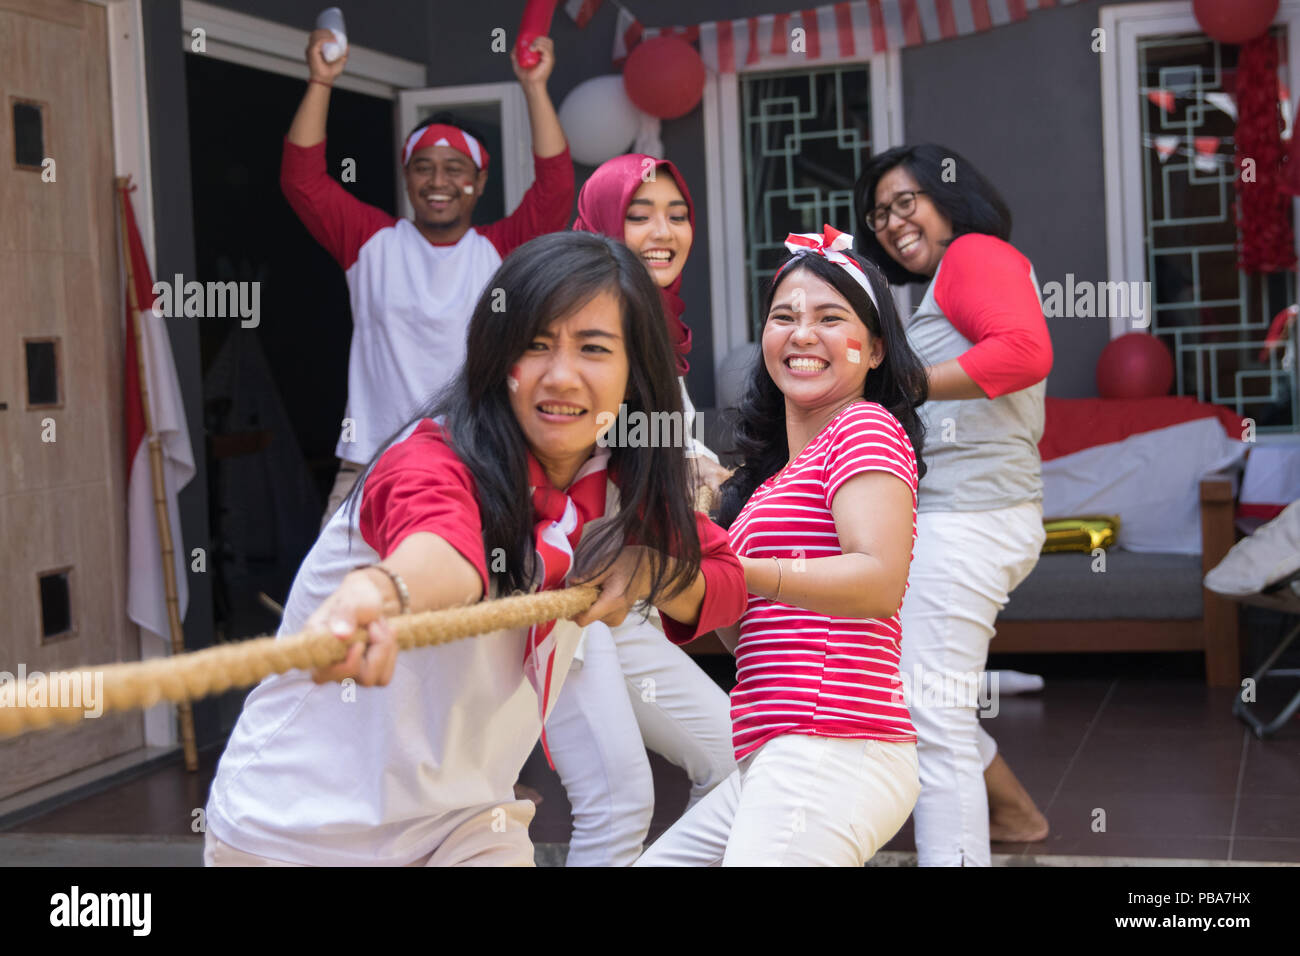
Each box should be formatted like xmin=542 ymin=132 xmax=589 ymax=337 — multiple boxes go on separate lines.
xmin=637 ymin=226 xmax=929 ymax=866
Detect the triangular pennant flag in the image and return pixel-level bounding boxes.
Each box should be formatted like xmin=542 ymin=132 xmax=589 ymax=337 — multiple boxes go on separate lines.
xmin=564 ymin=0 xmax=603 ymax=29
xmin=1193 ymin=136 xmax=1220 ymax=171
xmin=1154 ymin=135 xmax=1179 ymax=162
xmin=611 ymin=6 xmax=641 ymax=64
xmin=1147 ymin=90 xmax=1176 ymax=113
xmin=1205 ymin=92 xmax=1237 ymax=121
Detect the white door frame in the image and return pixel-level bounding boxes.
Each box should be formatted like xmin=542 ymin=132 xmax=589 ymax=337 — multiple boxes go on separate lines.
xmin=1100 ymin=0 xmax=1300 ymax=340
xmin=702 ymin=50 xmax=904 ymax=390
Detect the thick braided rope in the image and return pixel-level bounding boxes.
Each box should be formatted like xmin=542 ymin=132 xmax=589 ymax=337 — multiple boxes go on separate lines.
xmin=0 ymin=586 xmax=598 ymax=738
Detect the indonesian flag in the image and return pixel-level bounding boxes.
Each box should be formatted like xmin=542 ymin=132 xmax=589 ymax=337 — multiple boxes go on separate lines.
xmin=120 ymin=184 xmax=196 ymax=645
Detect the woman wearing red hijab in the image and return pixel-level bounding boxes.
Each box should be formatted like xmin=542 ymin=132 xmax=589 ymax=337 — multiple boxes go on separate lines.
xmin=535 ymin=155 xmax=736 ymax=866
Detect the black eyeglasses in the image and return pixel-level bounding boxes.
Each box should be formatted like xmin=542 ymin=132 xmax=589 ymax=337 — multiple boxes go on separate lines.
xmin=866 ymin=190 xmax=927 ymax=232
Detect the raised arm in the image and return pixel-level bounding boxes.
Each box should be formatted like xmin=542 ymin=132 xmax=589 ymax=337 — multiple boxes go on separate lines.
xmin=280 ymin=29 xmax=397 ymax=269
xmin=479 ymin=36 xmax=575 ymax=256
xmin=512 ymin=36 xmax=566 ymax=159
xmin=289 ymin=29 xmax=346 ymax=148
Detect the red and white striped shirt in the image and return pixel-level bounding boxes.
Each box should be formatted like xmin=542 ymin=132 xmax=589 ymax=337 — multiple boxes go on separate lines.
xmin=727 ymin=401 xmax=918 ymax=761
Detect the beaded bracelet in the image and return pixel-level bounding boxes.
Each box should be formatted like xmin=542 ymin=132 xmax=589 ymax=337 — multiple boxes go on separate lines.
xmin=359 ymin=564 xmax=410 ymax=615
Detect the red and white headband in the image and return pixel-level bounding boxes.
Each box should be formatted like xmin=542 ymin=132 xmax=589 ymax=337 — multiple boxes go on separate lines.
xmin=780 ymin=225 xmax=881 ymax=315
xmin=402 ymin=123 xmax=490 ymax=170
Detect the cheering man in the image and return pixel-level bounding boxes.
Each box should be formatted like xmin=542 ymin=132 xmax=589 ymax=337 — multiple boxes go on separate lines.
xmin=284 ymin=29 xmax=574 ymax=522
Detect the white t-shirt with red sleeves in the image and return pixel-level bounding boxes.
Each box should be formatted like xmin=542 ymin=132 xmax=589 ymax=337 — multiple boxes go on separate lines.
xmin=280 ymin=139 xmax=575 ymax=463
xmin=726 ymin=401 xmax=919 ymax=762
xmin=205 ymin=420 xmax=744 ymax=865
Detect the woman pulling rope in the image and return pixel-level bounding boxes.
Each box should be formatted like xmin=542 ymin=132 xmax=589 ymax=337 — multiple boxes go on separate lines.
xmin=201 ymin=232 xmax=746 ymax=867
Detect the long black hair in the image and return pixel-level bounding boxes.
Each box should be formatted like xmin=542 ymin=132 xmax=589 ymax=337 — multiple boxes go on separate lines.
xmin=853 ymin=143 xmax=1012 ymax=285
xmin=347 ymin=231 xmax=701 ymax=601
xmin=716 ymin=249 xmax=929 ymax=529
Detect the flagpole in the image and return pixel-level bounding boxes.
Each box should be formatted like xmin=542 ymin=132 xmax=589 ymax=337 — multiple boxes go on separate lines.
xmin=115 ymin=177 xmax=200 ymax=773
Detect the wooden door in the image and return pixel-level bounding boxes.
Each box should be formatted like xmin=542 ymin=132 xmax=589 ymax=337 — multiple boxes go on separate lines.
xmin=0 ymin=0 xmax=143 ymax=800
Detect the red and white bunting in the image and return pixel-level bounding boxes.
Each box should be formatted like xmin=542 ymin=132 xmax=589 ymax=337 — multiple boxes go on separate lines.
xmin=614 ymin=0 xmax=1092 ymax=73
xmin=1153 ymin=135 xmax=1179 ymax=163
xmin=611 ymin=6 xmax=642 ymax=65
xmin=564 ymin=0 xmax=603 ymax=29
xmin=1147 ymin=90 xmax=1177 ymax=113
xmin=1205 ymin=91 xmax=1237 ymax=121
xmin=1193 ymin=135 xmax=1221 ymax=172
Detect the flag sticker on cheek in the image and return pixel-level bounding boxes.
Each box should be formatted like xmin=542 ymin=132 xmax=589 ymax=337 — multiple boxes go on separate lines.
xmin=846 ymin=338 xmax=863 ymax=364
xmin=508 ymin=364 xmax=521 ymax=393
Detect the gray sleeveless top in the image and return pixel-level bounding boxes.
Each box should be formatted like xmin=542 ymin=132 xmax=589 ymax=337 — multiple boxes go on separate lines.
xmin=906 ymin=249 xmax=1046 ymax=514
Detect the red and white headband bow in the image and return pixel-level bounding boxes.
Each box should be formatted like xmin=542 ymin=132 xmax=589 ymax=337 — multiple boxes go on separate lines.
xmin=781 ymin=225 xmax=880 ymax=315
xmin=402 ymin=123 xmax=490 ymax=170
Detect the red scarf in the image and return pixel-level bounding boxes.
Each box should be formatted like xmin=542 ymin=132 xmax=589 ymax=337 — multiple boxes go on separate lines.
xmin=572 ymin=153 xmax=694 ymax=375
xmin=525 ymin=447 xmax=611 ymax=765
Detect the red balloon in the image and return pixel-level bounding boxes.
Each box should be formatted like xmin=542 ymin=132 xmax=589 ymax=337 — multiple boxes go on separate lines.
xmin=623 ymin=36 xmax=706 ymax=120
xmin=1097 ymin=333 xmax=1175 ymax=400
xmin=1193 ymin=0 xmax=1278 ymax=44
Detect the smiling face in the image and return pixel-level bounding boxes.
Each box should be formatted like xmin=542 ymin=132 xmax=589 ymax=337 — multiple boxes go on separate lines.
xmin=507 ymin=289 xmax=630 ymax=488
xmin=623 ymin=176 xmax=692 ymax=288
xmin=872 ymin=164 xmax=954 ymax=278
xmin=763 ymin=267 xmax=884 ymax=416
xmin=404 ymin=144 xmax=487 ymax=234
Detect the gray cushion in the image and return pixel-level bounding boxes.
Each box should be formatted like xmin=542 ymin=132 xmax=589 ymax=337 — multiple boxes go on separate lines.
xmin=999 ymin=549 xmax=1204 ymax=620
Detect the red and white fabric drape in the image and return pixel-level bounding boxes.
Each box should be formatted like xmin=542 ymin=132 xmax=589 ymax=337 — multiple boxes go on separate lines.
xmin=604 ymin=0 xmax=1089 ymax=72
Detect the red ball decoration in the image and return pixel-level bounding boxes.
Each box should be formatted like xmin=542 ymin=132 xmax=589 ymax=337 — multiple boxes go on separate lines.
xmin=1193 ymin=0 xmax=1278 ymax=45
xmin=623 ymin=36 xmax=706 ymax=120
xmin=1097 ymin=334 xmax=1175 ymax=400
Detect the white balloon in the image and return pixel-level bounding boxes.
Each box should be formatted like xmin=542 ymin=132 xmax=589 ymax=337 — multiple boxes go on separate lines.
xmin=558 ymin=75 xmax=644 ymax=167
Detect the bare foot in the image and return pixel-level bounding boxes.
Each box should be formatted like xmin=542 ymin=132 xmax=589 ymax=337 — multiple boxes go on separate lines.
xmin=984 ymin=752 xmax=1049 ymax=843
xmin=989 ymin=804 xmax=1049 ymax=843
xmin=513 ymin=784 xmax=544 ymax=806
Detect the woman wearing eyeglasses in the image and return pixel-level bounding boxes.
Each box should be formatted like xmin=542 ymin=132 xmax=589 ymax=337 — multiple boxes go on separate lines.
xmin=854 ymin=145 xmax=1052 ymax=867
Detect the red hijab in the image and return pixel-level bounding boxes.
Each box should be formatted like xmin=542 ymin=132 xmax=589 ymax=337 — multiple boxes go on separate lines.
xmin=572 ymin=154 xmax=695 ymax=375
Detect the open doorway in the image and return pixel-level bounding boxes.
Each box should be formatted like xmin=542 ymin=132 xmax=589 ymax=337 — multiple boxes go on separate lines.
xmin=184 ymin=51 xmax=395 ymax=667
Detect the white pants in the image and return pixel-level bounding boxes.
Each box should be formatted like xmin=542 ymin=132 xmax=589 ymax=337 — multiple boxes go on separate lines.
xmin=544 ymin=613 xmax=736 ymax=867
xmin=203 ymin=799 xmax=537 ymax=867
xmin=899 ymin=501 xmax=1045 ymax=867
xmin=634 ymin=733 xmax=919 ymax=866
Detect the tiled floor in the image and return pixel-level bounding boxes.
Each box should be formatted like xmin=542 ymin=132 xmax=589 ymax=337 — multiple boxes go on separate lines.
xmin=4 ymin=666 xmax=1298 ymax=865
xmin=877 ymin=678 xmax=1300 ymax=863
